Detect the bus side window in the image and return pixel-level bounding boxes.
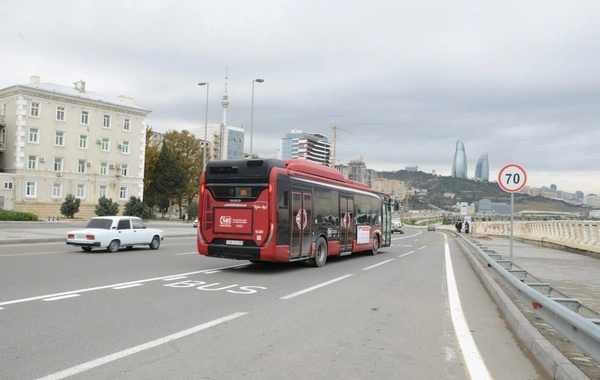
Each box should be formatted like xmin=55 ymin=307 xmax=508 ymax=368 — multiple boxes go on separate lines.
xmin=283 ymin=191 xmax=288 ymax=207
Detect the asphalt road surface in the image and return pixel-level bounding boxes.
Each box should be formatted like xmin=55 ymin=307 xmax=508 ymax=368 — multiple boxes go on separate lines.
xmin=0 ymin=228 xmax=549 ymax=380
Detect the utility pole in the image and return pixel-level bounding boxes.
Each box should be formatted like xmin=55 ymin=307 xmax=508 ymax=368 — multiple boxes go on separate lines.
xmin=330 ymin=124 xmax=352 ymax=167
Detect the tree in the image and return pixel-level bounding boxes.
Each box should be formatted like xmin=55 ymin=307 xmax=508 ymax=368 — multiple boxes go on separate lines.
xmin=123 ymin=196 xmax=152 ymax=219
xmin=153 ymin=143 xmax=187 ymax=220
xmin=186 ymin=201 xmax=199 ymax=220
xmin=60 ymin=194 xmax=80 ymax=219
xmin=164 ymin=130 xmax=204 ymax=217
xmin=143 ymin=126 xmax=161 ymax=210
xmin=95 ymin=197 xmax=119 ymax=216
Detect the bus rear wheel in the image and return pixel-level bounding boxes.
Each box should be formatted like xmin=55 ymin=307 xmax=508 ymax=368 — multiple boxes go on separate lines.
xmin=311 ymin=237 xmax=328 ymax=267
xmin=370 ymin=235 xmax=379 ymax=256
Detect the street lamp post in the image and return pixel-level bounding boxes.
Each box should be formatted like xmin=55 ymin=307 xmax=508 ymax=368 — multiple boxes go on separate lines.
xmin=198 ymin=82 xmax=209 ymax=170
xmin=249 ymin=78 xmax=264 ymax=158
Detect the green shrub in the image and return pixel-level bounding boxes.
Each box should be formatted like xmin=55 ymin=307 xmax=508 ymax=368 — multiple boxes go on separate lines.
xmin=95 ymin=196 xmax=119 ymax=216
xmin=0 ymin=210 xmax=39 ymax=221
xmin=60 ymin=194 xmax=81 ymax=219
xmin=186 ymin=201 xmax=198 ymax=220
xmin=123 ymin=196 xmax=152 ymax=219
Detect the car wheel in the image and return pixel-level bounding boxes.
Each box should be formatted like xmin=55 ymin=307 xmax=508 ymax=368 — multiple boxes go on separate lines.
xmin=370 ymin=235 xmax=379 ymax=256
xmin=82 ymin=247 xmax=92 ymax=252
xmin=107 ymin=240 xmax=120 ymax=253
xmin=310 ymin=237 xmax=328 ymax=267
xmin=149 ymin=236 xmax=161 ymax=250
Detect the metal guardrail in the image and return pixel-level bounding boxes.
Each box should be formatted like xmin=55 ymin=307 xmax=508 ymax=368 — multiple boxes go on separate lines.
xmin=458 ymin=234 xmax=600 ymax=364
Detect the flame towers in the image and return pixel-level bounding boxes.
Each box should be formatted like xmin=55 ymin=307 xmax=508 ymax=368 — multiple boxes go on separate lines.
xmin=474 ymin=153 xmax=489 ymax=181
xmin=451 ymin=140 xmax=468 ymax=179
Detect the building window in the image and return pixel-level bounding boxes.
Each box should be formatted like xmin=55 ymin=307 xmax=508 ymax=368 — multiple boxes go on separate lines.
xmin=52 ymin=183 xmax=62 ymax=198
xmin=99 ymin=185 xmax=107 ymax=198
xmin=121 ymin=164 xmax=128 ymax=177
xmin=28 ymin=128 xmax=39 ymax=143
xmin=100 ymin=162 xmax=108 ymax=175
xmin=76 ymin=184 xmax=85 ymax=199
xmin=3 ymin=182 xmax=13 ymax=190
xmin=26 ymin=181 xmax=37 ymax=197
xmin=119 ymin=186 xmax=127 ymax=200
xmin=55 ymin=131 xmax=65 ymax=146
xmin=123 ymin=118 xmax=131 ymax=131
xmin=121 ymin=141 xmax=130 ymax=154
xmin=56 ymin=106 xmax=66 ymax=121
xmin=103 ymin=114 xmax=111 ymax=128
xmin=79 ymin=135 xmax=88 ymax=149
xmin=78 ymin=160 xmax=86 ymax=174
xmin=30 ymin=102 xmax=40 ymax=117
xmin=101 ymin=138 xmax=110 ymax=151
xmin=54 ymin=157 xmax=63 ymax=172
xmin=28 ymin=155 xmax=37 ymax=170
xmin=81 ymin=110 xmax=89 ymax=125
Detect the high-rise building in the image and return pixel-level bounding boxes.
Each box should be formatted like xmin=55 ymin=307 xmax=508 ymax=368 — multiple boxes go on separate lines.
xmin=0 ymin=76 xmax=151 ymax=218
xmin=280 ymin=129 xmax=332 ymax=166
xmin=451 ymin=140 xmax=468 ymax=179
xmin=405 ymin=165 xmax=418 ymax=172
xmin=474 ymin=153 xmax=489 ymax=181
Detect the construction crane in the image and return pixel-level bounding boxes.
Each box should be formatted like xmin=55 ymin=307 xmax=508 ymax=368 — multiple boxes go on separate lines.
xmin=330 ymin=124 xmax=352 ymax=166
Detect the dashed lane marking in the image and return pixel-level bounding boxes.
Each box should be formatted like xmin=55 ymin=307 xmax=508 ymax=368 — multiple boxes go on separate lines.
xmin=362 ymin=259 xmax=394 ymax=271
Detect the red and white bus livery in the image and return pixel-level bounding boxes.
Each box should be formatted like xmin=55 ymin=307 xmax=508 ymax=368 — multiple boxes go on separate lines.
xmin=197 ymin=158 xmax=392 ymax=267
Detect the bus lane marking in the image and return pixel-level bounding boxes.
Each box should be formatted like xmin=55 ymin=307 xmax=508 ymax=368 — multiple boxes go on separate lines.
xmin=35 ymin=312 xmax=248 ymax=380
xmin=163 ymin=280 xmax=267 ymax=294
xmin=0 ymin=263 xmax=249 ymax=309
xmin=418 ymin=246 xmax=427 ymax=250
xmin=162 ymin=276 xmax=188 ymax=281
xmin=444 ymin=235 xmax=492 ymax=379
xmin=43 ymin=294 xmax=80 ymax=302
xmin=279 ymin=274 xmax=354 ymax=300
xmin=362 ymin=259 xmax=394 ymax=271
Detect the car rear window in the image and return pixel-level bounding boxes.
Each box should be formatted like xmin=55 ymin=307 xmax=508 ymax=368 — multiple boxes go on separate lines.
xmin=85 ymin=219 xmax=113 ymax=229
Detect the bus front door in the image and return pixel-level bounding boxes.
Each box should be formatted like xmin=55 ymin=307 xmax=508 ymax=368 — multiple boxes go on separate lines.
xmin=290 ymin=191 xmax=312 ymax=260
xmin=340 ymin=197 xmax=354 ymax=252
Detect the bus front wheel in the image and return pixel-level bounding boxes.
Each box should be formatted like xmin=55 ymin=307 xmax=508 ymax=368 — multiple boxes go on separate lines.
xmin=311 ymin=237 xmax=328 ymax=267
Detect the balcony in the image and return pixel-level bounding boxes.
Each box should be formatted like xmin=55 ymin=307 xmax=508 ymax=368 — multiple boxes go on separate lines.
xmin=0 ymin=114 xmax=5 ymax=125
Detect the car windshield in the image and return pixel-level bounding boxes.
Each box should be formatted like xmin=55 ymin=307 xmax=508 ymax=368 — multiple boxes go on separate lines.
xmin=85 ymin=219 xmax=113 ymax=230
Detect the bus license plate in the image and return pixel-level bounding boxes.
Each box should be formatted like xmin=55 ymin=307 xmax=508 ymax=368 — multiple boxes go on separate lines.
xmin=226 ymin=240 xmax=243 ymax=246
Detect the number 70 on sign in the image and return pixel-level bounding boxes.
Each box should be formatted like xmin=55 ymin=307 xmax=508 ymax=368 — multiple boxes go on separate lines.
xmin=498 ymin=164 xmax=527 ymax=193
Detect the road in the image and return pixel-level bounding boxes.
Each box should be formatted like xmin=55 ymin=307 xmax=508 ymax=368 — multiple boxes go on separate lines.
xmin=0 ymin=228 xmax=549 ymax=380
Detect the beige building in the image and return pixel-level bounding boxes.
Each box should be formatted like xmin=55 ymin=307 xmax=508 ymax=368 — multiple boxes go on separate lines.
xmin=371 ymin=178 xmax=405 ymax=200
xmin=0 ymin=76 xmax=151 ymax=219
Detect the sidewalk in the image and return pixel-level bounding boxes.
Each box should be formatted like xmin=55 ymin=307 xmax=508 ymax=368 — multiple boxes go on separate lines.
xmin=0 ymin=221 xmax=198 ymax=245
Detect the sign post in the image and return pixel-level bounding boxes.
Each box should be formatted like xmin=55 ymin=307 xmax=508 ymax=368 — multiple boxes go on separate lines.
xmin=497 ymin=164 xmax=527 ymax=262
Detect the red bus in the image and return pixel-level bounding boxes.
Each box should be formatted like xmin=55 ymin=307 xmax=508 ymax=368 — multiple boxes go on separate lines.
xmin=197 ymin=158 xmax=392 ymax=267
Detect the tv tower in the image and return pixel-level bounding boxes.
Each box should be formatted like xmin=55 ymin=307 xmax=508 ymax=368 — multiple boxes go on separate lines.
xmin=221 ymin=67 xmax=229 ymax=126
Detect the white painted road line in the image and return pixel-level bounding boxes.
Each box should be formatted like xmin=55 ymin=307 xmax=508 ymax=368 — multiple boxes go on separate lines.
xmin=418 ymin=246 xmax=427 ymax=250
xmin=161 ymin=276 xmax=187 ymax=281
xmin=35 ymin=312 xmax=248 ymax=380
xmin=203 ymin=271 xmax=221 ymax=274
xmin=279 ymin=274 xmax=354 ymax=300
xmin=112 ymin=284 xmax=143 ymax=290
xmin=362 ymin=259 xmax=394 ymax=271
xmin=42 ymin=294 xmax=80 ymax=302
xmin=174 ymin=252 xmax=197 ymax=256
xmin=0 ymin=263 xmax=249 ymax=308
xmin=398 ymin=250 xmax=415 ymax=258
xmin=444 ymin=236 xmax=492 ymax=379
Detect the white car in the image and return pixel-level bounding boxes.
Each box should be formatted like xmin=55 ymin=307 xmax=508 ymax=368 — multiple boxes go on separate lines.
xmin=66 ymin=216 xmax=164 ymax=252
xmin=391 ymin=219 xmax=404 ymax=234
xmin=193 ymin=218 xmax=198 ymax=228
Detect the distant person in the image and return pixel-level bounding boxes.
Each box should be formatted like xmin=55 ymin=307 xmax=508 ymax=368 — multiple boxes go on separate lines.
xmin=464 ymin=220 xmax=470 ymax=234
xmin=182 ymin=213 xmax=186 ymax=221
xmin=455 ymin=220 xmax=462 ymax=233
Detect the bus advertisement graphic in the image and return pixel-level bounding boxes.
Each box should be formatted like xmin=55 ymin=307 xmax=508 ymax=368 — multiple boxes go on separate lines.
xmin=295 ymin=209 xmax=307 ymax=229
xmin=214 ymin=208 xmax=252 ymax=234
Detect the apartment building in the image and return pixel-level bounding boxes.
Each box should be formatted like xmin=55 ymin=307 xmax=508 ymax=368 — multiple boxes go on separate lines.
xmin=0 ymin=76 xmax=151 ymax=218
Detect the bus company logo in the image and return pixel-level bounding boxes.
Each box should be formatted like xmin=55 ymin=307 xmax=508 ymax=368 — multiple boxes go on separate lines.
xmin=295 ymin=209 xmax=307 ymax=229
xmin=341 ymin=213 xmax=351 ymax=228
xmin=220 ymin=216 xmax=232 ymax=226
xmin=253 ymin=202 xmax=268 ymax=210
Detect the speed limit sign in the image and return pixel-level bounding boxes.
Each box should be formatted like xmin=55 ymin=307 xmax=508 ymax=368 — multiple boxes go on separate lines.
xmin=498 ymin=164 xmax=527 ymax=193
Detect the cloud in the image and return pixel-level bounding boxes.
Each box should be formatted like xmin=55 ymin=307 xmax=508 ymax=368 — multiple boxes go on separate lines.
xmin=2 ymin=0 xmax=600 ymax=194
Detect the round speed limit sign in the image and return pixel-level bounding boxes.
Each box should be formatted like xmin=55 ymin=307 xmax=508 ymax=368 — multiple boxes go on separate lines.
xmin=498 ymin=164 xmax=527 ymax=193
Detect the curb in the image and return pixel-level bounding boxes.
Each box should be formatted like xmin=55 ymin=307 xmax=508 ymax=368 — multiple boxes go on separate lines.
xmin=0 ymin=233 xmax=198 ymax=246
xmin=453 ymin=232 xmax=589 ymax=380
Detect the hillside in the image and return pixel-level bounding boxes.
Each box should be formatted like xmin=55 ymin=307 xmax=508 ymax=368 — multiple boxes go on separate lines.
xmin=379 ymin=170 xmax=588 ymax=213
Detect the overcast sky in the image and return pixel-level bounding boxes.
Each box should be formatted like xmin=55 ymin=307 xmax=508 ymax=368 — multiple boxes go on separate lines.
xmin=3 ymin=0 xmax=599 ymax=194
